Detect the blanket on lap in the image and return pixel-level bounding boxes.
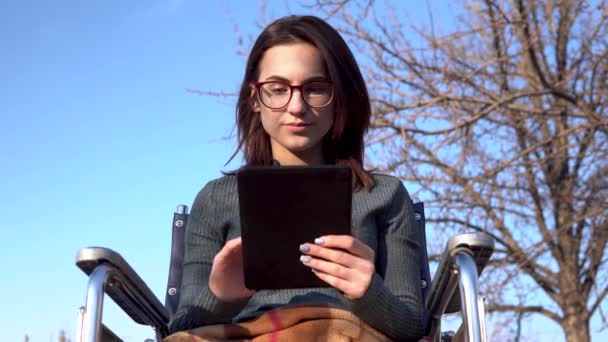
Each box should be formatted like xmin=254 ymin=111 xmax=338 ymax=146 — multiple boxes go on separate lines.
xmin=163 ymin=306 xmax=395 ymax=342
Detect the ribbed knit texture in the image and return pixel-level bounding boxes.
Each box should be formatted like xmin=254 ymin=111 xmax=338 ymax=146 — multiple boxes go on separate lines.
xmin=169 ymin=174 xmax=425 ymax=341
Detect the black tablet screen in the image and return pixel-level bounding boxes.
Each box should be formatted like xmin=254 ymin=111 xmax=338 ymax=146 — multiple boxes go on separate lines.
xmin=237 ymin=166 xmax=352 ymax=289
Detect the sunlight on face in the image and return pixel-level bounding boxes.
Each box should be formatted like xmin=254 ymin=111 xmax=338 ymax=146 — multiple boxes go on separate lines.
xmin=255 ymin=43 xmax=335 ymax=165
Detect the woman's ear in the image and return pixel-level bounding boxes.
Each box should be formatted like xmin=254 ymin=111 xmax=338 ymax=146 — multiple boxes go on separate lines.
xmin=250 ymin=86 xmax=260 ymax=112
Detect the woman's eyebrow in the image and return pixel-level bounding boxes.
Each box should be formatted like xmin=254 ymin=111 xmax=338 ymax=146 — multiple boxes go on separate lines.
xmin=263 ymin=75 xmax=329 ymax=83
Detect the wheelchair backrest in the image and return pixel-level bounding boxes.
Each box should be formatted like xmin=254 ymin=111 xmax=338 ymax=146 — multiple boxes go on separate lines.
xmin=164 ymin=205 xmax=188 ymax=317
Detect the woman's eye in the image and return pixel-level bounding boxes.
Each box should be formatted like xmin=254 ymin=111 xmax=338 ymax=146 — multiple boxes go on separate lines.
xmin=307 ymin=87 xmax=324 ymax=94
xmin=269 ymin=86 xmax=289 ymax=94
xmin=307 ymin=87 xmax=330 ymax=96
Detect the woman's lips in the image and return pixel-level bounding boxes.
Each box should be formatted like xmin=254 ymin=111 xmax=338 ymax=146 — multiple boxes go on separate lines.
xmin=285 ymin=122 xmax=312 ymax=132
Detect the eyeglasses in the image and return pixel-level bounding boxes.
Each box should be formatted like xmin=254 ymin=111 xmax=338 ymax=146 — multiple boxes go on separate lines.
xmin=253 ymin=80 xmax=334 ymax=109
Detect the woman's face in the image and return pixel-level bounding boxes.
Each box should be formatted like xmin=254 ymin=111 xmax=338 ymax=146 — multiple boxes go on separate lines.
xmin=254 ymin=43 xmax=335 ymax=164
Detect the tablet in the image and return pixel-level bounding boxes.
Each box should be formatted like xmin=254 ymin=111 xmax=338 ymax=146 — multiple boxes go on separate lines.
xmin=237 ymin=166 xmax=352 ymax=290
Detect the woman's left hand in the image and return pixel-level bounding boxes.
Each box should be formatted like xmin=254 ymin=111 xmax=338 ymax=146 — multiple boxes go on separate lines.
xmin=299 ymin=235 xmax=375 ymax=299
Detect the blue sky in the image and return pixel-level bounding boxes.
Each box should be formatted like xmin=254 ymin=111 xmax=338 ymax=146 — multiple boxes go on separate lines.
xmin=1 ymin=1 xmax=245 ymax=340
xmin=0 ymin=0 xmax=605 ymax=341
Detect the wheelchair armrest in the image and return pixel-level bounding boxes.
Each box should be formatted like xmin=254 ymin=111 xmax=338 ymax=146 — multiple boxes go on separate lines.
xmin=426 ymin=232 xmax=495 ymax=316
xmin=76 ymin=247 xmax=170 ymax=334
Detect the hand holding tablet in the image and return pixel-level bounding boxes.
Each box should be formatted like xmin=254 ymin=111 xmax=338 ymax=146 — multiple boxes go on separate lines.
xmin=298 ymin=234 xmax=376 ymax=299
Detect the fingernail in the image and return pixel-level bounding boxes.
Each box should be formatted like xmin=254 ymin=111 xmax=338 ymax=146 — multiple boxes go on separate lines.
xmin=314 ymin=237 xmax=325 ymax=245
xmin=300 ymin=255 xmax=311 ymax=263
xmin=299 ymin=244 xmax=310 ymax=253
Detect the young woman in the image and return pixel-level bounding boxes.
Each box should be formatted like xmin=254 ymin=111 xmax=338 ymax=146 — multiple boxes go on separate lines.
xmin=168 ymin=15 xmax=426 ymax=341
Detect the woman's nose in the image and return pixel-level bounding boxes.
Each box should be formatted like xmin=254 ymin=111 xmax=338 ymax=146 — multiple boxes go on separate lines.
xmin=287 ymin=89 xmax=306 ymax=115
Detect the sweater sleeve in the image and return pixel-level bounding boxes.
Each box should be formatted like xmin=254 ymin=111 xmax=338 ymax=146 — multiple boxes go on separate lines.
xmin=349 ymin=179 xmax=426 ymax=340
xmin=169 ymin=179 xmax=249 ymax=333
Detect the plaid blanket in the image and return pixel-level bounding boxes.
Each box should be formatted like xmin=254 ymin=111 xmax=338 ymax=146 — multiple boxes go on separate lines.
xmin=163 ymin=306 xmax=397 ymax=342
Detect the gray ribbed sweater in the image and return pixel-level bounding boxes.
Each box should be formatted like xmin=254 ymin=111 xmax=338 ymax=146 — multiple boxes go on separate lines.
xmin=169 ymin=174 xmax=425 ymax=341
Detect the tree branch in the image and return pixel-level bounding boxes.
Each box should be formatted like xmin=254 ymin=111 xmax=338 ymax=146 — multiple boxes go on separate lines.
xmin=487 ymin=304 xmax=562 ymax=324
xmin=590 ymin=284 xmax=608 ymax=317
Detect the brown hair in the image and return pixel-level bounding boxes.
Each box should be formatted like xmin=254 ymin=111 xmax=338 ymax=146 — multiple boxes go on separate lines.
xmin=227 ymin=15 xmax=375 ymax=191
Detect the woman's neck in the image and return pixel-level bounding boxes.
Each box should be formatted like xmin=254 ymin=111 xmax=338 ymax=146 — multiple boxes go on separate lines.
xmin=272 ymin=146 xmax=324 ymax=166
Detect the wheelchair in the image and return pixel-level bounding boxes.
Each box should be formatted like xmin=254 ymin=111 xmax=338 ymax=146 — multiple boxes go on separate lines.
xmin=74 ymin=200 xmax=495 ymax=341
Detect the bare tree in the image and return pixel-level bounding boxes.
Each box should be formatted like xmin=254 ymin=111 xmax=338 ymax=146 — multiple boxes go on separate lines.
xmin=300 ymin=0 xmax=607 ymax=340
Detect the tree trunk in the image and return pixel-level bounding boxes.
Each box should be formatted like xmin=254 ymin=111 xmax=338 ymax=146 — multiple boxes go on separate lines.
xmin=562 ymin=312 xmax=590 ymax=342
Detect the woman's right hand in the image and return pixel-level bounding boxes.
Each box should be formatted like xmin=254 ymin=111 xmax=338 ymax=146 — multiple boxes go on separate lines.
xmin=209 ymin=237 xmax=256 ymax=301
